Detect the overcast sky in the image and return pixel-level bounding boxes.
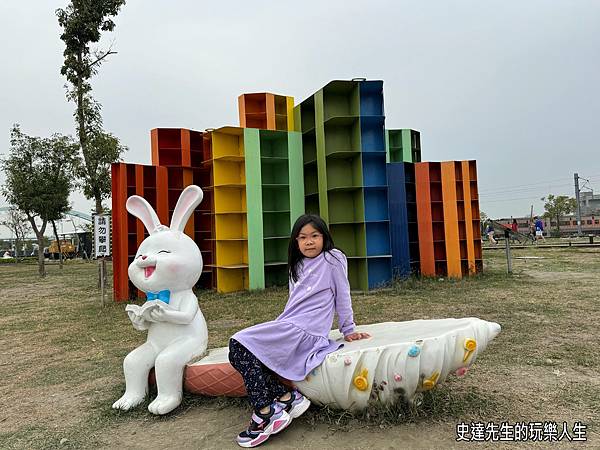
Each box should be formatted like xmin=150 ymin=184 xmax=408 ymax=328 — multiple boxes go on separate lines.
xmin=1 ymin=0 xmax=599 ymax=238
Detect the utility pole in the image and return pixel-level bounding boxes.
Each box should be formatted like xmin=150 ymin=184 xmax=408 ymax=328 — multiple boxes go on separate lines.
xmin=575 ymin=173 xmax=583 ymax=236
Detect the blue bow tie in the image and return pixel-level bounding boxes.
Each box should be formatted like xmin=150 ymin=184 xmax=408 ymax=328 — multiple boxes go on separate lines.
xmin=146 ymin=289 xmax=171 ymax=304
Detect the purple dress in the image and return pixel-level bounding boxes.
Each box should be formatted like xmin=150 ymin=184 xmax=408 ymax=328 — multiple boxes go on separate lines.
xmin=231 ymin=249 xmax=356 ymax=381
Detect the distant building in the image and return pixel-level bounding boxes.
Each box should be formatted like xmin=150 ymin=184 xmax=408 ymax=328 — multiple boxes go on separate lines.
xmin=579 ymin=191 xmax=600 ymax=216
xmin=496 ymin=214 xmax=600 ymax=236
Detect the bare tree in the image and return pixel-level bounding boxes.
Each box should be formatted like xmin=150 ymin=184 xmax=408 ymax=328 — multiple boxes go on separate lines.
xmin=0 ymin=208 xmax=30 ymax=262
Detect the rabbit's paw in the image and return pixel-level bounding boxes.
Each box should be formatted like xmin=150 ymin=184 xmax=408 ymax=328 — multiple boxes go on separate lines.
xmin=112 ymin=393 xmax=145 ymax=411
xmin=148 ymin=394 xmax=182 ymax=415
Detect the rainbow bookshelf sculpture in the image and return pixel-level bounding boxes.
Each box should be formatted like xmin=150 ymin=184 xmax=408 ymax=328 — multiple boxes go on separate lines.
xmin=294 ymin=80 xmax=392 ymax=290
xmin=111 ymin=80 xmax=483 ymax=300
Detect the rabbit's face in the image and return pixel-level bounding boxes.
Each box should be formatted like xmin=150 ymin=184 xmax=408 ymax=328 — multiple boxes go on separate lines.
xmin=128 ymin=230 xmax=203 ymax=294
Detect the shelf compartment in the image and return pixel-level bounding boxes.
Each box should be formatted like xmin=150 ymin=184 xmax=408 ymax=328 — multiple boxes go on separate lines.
xmin=359 ymin=80 xmax=384 ymax=116
xmin=362 ymin=152 xmax=387 ymax=186
xmin=431 ymin=203 xmax=444 ymax=222
xmin=305 ymin=194 xmax=320 ymax=216
xmin=328 ymin=189 xmax=365 ymax=224
xmin=214 ymin=187 xmax=246 ymax=214
xmin=302 ymin=133 xmax=317 ymax=163
xmin=367 ymin=257 xmax=392 ymax=289
xmin=216 ymin=267 xmax=249 ymax=293
xmin=190 ymin=130 xmax=203 ymax=151
xmin=263 ymin=186 xmax=290 ymax=212
xmin=261 ymin=160 xmax=289 ymax=185
xmin=430 ymin=183 xmax=443 ymax=202
xmin=434 ymin=241 xmax=446 ymax=261
xmin=347 ymin=257 xmax=368 ymax=291
xmin=330 ymin=222 xmax=366 ymax=258
xmin=364 ymin=188 xmax=389 ymax=221
xmin=259 ymin=130 xmax=288 ymax=158
xmin=470 ymin=182 xmax=479 ymax=200
xmin=429 ymin=162 xmax=441 ymax=182
xmin=323 ymin=81 xmax=360 ymax=120
xmin=366 ymin=222 xmax=391 ymax=256
xmin=215 ymin=240 xmax=248 ymax=266
xmin=304 ymin=167 xmax=318 ymax=196
xmin=432 ymin=222 xmax=445 ymax=241
xmin=265 ymin=265 xmax=288 ymax=287
xmin=241 ymin=93 xmax=267 ymax=114
xmin=471 ymin=200 xmax=480 ymax=219
xmin=469 ymin=160 xmax=478 ymax=180
xmin=264 ymin=238 xmax=288 ymax=264
xmin=202 ymin=133 xmax=213 ymax=161
xmin=263 ymin=215 xmax=290 ymax=239
xmin=212 ymin=128 xmax=244 ymax=159
xmin=360 ymin=116 xmax=385 ymax=152
xmin=326 ymin=154 xmax=362 ymax=190
xmin=156 ymin=128 xmax=182 ymax=149
xmin=215 ymin=214 xmax=247 ymax=240
xmin=324 ymin=119 xmax=361 ymax=155
xmin=213 ymin=159 xmax=245 ymax=186
xmin=435 ymin=261 xmax=447 ymax=277
xmin=299 ymin=97 xmax=315 ymax=133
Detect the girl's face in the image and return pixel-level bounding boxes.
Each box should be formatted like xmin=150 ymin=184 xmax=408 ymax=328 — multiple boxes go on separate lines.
xmin=296 ymin=223 xmax=323 ymax=258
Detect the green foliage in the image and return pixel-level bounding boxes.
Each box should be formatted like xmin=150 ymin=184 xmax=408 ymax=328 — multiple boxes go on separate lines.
xmin=2 ymin=125 xmax=78 ymax=222
xmin=541 ymin=194 xmax=578 ymax=231
xmin=56 ymin=0 xmax=127 ymax=90
xmin=56 ymin=0 xmax=127 ymax=213
xmin=75 ymin=130 xmax=127 ymax=210
xmin=1 ymin=125 xmax=79 ymax=275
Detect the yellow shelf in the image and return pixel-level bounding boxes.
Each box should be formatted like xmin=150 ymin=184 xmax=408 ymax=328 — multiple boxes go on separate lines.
xmin=216 ymin=267 xmax=249 ymax=293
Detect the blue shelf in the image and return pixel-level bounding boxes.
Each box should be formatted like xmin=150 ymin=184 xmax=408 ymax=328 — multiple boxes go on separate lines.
xmin=364 ymin=188 xmax=389 ymax=222
xmin=359 ymin=80 xmax=384 ymax=116
xmin=387 ymin=163 xmax=411 ymax=279
xmin=366 ymin=222 xmax=391 ymax=256
xmin=362 ymin=152 xmax=387 ymax=186
xmin=360 ymin=116 xmax=385 ymax=152
xmin=367 ymin=258 xmax=392 ymax=289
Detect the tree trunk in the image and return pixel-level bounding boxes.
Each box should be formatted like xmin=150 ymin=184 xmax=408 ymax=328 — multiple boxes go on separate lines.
xmin=76 ymin=54 xmax=87 ymax=158
xmin=95 ymin=196 xmax=103 ymax=215
xmin=51 ymin=220 xmax=63 ymax=269
xmin=36 ymin=233 xmax=46 ymax=276
xmin=14 ymin=237 xmax=19 ymax=264
xmin=27 ymin=215 xmax=47 ymax=277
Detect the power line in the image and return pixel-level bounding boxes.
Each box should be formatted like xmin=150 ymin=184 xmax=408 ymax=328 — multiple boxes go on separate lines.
xmin=481 ymin=195 xmax=550 ymax=204
xmin=479 ymin=183 xmax=574 ymax=198
xmin=478 ymin=177 xmax=574 ymax=194
xmin=478 ymin=171 xmax=600 ymax=196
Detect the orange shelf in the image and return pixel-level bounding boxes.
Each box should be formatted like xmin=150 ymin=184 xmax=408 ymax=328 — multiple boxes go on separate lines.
xmin=415 ymin=162 xmax=435 ymax=277
xmin=238 ymin=93 xmax=294 ymax=131
xmin=441 ymin=162 xmax=461 ymax=279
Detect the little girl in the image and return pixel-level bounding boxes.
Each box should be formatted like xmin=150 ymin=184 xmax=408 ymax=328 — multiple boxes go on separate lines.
xmin=228 ymin=214 xmax=370 ymax=448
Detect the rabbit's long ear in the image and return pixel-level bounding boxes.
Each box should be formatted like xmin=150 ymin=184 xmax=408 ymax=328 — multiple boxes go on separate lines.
xmin=170 ymin=185 xmax=204 ymax=232
xmin=126 ymin=195 xmax=162 ymax=234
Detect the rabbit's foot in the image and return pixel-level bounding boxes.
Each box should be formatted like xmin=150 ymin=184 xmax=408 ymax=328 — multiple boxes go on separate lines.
xmin=112 ymin=392 xmax=145 ymax=411
xmin=148 ymin=394 xmax=182 ymax=415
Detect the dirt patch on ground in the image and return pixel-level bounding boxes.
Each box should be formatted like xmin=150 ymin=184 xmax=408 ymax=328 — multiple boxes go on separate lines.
xmin=523 ymin=270 xmax=597 ymax=281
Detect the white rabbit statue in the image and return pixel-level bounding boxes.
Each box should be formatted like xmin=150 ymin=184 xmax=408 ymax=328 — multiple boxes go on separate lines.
xmin=112 ymin=185 xmax=208 ymax=415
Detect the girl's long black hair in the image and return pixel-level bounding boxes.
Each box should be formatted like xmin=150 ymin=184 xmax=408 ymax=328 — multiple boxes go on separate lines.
xmin=288 ymin=214 xmax=343 ymax=283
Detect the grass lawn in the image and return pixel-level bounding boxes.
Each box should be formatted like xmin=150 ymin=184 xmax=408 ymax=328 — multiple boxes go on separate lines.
xmin=0 ymin=248 xmax=599 ymax=449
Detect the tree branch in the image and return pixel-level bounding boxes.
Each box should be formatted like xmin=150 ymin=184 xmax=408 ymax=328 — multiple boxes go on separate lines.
xmin=88 ymin=48 xmax=117 ymax=70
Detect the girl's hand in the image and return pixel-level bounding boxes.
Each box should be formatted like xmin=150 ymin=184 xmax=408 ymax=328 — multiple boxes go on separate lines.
xmin=344 ymin=332 xmax=371 ymax=342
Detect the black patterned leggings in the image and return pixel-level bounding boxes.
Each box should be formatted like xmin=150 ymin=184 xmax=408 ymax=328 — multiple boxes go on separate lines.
xmin=228 ymin=338 xmax=288 ymax=411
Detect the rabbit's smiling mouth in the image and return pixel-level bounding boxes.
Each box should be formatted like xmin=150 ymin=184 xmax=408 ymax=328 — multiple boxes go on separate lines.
xmin=144 ymin=266 xmax=156 ymax=278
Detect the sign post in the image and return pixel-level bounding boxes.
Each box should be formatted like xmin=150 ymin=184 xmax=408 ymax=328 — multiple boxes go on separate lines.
xmin=94 ymin=214 xmax=111 ymax=306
